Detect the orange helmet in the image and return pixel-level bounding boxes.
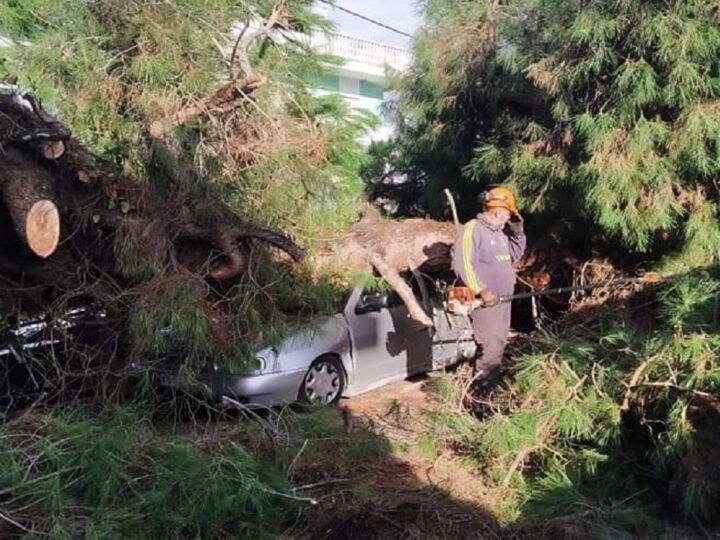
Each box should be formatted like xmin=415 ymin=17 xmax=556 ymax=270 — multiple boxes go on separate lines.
xmin=480 ymin=186 xmax=517 ymax=213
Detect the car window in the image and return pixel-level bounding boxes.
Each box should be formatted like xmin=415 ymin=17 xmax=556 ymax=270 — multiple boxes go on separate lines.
xmin=357 ymin=272 xmax=441 ymax=309
xmin=407 ymin=272 xmax=442 ymax=301
xmin=359 ymin=277 xmax=402 ymax=308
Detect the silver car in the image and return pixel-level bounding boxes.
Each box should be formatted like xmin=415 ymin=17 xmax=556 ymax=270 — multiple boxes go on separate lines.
xmin=204 ymin=274 xmax=476 ymax=407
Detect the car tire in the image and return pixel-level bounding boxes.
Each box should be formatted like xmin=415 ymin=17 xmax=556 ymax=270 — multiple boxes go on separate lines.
xmin=299 ymin=355 xmax=345 ymax=406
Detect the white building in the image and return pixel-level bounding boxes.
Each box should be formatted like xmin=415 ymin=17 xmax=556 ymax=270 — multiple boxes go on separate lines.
xmin=232 ymin=5 xmax=414 ymax=144
xmin=307 ymin=31 xmax=413 ymax=143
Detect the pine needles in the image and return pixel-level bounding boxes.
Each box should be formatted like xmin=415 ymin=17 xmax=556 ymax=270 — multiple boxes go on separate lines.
xmin=371 ymin=5 xmax=720 ymax=524
xmin=370 ymin=0 xmax=720 ymax=266
xmin=426 ymin=275 xmax=720 ymax=529
xmin=0 ymin=403 xmax=368 ymax=539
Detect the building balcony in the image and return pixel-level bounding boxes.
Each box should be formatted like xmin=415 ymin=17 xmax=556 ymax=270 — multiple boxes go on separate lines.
xmin=307 ymin=31 xmax=413 ymax=74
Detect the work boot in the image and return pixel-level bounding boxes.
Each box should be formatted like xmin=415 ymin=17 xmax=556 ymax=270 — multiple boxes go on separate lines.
xmin=468 ymin=372 xmax=499 ymax=420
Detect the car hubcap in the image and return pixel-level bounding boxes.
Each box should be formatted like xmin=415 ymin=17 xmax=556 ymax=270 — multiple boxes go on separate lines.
xmin=304 ymin=362 xmax=340 ymax=403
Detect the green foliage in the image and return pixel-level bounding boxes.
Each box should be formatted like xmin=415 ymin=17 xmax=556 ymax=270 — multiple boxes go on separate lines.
xmin=129 ymin=276 xmax=211 ymax=364
xmin=368 ymin=0 xmax=720 ymax=264
xmin=426 ymin=275 xmax=720 ymax=529
xmin=0 ymin=407 xmax=295 ymax=539
xmin=0 ymin=402 xmax=398 ymax=538
xmin=0 ymin=0 xmax=375 ymax=369
xmin=417 ymin=431 xmax=439 ymax=459
xmin=113 ymin=229 xmax=169 ymax=281
xmin=0 ymin=0 xmax=371 ymax=229
xmin=369 ymin=12 xmax=720 ymax=528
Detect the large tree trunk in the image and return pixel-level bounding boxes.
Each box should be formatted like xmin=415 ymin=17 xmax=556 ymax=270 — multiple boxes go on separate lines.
xmin=0 ymin=146 xmax=60 ymax=258
xmin=317 ymin=206 xmax=558 ymax=326
xmin=316 ymin=207 xmax=458 ymax=326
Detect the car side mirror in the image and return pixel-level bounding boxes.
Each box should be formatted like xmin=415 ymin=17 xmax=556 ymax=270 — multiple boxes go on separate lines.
xmin=355 ymin=293 xmax=389 ymax=315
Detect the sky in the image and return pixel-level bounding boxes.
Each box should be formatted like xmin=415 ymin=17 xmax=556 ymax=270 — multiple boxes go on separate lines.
xmin=320 ymin=0 xmax=423 ymax=48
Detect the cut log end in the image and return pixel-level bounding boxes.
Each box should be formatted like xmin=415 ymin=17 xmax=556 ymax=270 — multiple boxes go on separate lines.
xmin=40 ymin=140 xmax=65 ymax=160
xmin=26 ymin=200 xmax=60 ymax=258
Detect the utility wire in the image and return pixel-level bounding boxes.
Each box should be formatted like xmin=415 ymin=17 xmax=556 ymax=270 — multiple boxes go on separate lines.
xmin=317 ymin=0 xmax=414 ymax=39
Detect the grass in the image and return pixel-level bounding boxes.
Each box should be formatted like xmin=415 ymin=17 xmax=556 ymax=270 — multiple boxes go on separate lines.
xmin=417 ymin=432 xmax=440 ymax=459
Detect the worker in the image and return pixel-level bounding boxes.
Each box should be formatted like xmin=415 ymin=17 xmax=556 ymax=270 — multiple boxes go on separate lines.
xmin=451 ymin=186 xmax=526 ymax=406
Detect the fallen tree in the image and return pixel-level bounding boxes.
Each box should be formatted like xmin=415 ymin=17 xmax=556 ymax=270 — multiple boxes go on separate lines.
xmin=0 ymin=87 xmax=312 ymax=412
xmin=0 ymin=1 xmax=365 ymax=414
xmin=427 ymin=269 xmax=720 ymax=527
xmin=313 ymin=206 xmax=457 ymax=326
xmin=0 ymin=88 xmax=303 ymax=274
xmin=313 ymin=203 xmax=592 ymax=327
xmin=384 ymin=0 xmax=720 ymax=527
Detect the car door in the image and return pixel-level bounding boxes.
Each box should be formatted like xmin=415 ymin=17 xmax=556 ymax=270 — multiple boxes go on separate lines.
xmin=394 ymin=273 xmax=435 ymax=376
xmin=399 ymin=273 xmax=476 ymax=372
xmin=343 ymin=284 xmax=409 ymax=393
xmin=431 ymin=306 xmax=476 ymax=368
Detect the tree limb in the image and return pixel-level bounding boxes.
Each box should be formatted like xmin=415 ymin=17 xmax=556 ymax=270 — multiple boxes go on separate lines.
xmin=174 ymin=222 xmax=305 ymax=263
xmin=151 ymin=75 xmax=265 ymax=137
xmin=229 ymin=21 xmax=251 ymax=76
xmin=621 ymin=355 xmax=658 ymax=412
xmin=444 ymin=188 xmax=460 ymax=227
xmin=151 ymin=2 xmax=287 ymax=137
xmin=368 ymin=252 xmax=433 ymax=327
xmin=232 ymin=2 xmax=285 ymax=78
xmin=630 ymin=382 xmax=715 ymax=400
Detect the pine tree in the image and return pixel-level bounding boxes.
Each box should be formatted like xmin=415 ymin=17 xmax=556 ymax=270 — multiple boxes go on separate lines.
xmin=0 ymin=0 xmax=371 ymax=239
xmin=382 ymin=0 xmax=720 ymax=526
xmin=368 ymin=0 xmax=720 ymax=266
xmin=0 ymin=5 xmax=386 ymax=536
xmin=0 ymin=0 xmax=373 ymax=369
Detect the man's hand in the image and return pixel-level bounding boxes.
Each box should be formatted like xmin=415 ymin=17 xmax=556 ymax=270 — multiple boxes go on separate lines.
xmin=506 ymin=211 xmax=524 ymax=235
xmin=479 ymin=289 xmax=499 ymax=307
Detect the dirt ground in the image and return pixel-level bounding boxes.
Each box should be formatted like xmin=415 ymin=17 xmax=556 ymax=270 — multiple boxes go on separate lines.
xmin=284 ymin=373 xmax=509 ymax=540
xmin=343 ymin=374 xmax=496 ymax=511
xmin=282 ymin=374 xmax=718 ymax=540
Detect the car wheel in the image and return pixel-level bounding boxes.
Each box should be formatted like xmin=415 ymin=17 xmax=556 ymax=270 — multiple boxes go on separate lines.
xmin=300 ymin=355 xmax=345 ymax=406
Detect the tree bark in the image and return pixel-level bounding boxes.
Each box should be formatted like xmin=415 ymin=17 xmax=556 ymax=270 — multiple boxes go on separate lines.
xmin=0 ymin=146 xmax=60 ymax=258
xmin=171 ymin=75 xmax=264 ymax=127
xmin=368 ymin=252 xmax=433 ymax=327
xmin=314 ymin=209 xmax=456 ymax=325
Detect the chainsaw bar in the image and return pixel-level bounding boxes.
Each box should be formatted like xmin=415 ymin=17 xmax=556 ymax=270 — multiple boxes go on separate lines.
xmin=445 ymin=272 xmax=667 ymax=313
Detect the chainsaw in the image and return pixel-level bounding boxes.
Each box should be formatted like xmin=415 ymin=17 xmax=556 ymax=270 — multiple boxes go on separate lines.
xmin=445 ymin=286 xmax=482 ymax=316
xmin=444 ymin=272 xmax=664 ymax=315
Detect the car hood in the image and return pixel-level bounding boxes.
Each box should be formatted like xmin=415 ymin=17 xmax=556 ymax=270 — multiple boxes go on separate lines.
xmin=248 ymin=313 xmax=349 ymax=374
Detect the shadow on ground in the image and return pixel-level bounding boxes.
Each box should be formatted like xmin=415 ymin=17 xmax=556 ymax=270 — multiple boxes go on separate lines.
xmin=281 ymin=401 xmax=503 ymax=540
xmin=278 ymin=371 xmax=720 ymax=540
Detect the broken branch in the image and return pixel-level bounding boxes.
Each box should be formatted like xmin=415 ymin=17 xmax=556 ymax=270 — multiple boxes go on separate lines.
xmin=368 ymin=252 xmax=433 ymax=327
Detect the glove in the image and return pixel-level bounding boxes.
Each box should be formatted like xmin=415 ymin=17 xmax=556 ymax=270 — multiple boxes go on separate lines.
xmin=479 ymin=289 xmax=499 ymax=307
xmin=506 ymin=211 xmax=524 ymax=236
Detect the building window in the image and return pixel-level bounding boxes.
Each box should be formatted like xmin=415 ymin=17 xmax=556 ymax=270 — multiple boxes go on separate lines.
xmin=359 ymin=79 xmax=385 ymax=100
xmin=315 ymin=73 xmax=340 ymax=91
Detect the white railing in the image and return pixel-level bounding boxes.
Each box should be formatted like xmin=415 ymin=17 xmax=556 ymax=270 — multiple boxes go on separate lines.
xmin=307 ymin=31 xmax=413 ymax=71
xmin=230 ymin=18 xmax=414 ymax=72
